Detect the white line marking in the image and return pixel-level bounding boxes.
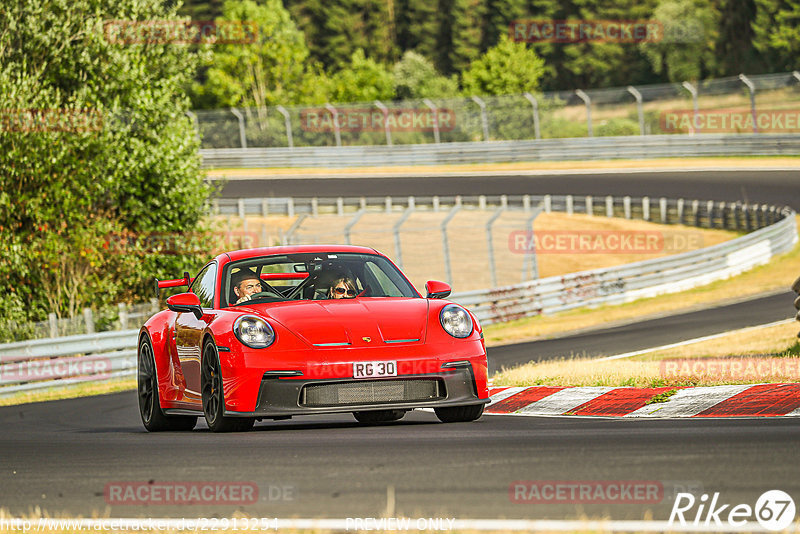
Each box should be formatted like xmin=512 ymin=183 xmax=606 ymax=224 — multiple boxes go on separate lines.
xmin=516 ymin=386 xmax=615 ymax=415
xmin=595 ymin=319 xmax=795 ymax=362
xmin=625 ymin=384 xmax=753 ymax=417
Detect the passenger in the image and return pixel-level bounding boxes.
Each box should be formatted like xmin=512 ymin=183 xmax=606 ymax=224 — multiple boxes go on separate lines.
xmin=328 ymin=276 xmax=357 ymax=299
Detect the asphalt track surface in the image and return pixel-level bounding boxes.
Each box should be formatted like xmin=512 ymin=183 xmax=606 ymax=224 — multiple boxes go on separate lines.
xmin=2 ymin=168 xmax=798 ymax=521
xmin=218 ymin=169 xmax=800 ymax=210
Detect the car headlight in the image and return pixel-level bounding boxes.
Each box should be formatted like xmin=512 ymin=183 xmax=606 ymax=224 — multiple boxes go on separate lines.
xmin=233 ymin=315 xmax=275 ymax=349
xmin=439 ymin=304 xmax=473 ymax=338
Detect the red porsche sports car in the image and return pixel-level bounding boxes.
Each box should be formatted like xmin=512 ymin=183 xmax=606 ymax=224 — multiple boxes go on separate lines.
xmin=138 ymin=245 xmax=489 ymax=432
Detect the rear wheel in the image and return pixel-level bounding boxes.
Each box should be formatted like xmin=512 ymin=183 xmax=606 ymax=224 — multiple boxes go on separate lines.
xmin=352 ymin=409 xmax=406 ymax=423
xmin=138 ymin=337 xmax=197 ymax=432
xmin=434 ymin=404 xmax=484 ymax=423
xmin=201 ymin=341 xmax=255 ymax=433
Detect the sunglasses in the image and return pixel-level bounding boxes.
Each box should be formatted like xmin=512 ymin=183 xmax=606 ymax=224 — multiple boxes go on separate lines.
xmin=334 ymin=287 xmax=356 ymax=296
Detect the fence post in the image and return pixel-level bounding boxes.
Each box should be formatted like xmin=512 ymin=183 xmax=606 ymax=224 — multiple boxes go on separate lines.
xmin=237 ymin=198 xmax=245 ymax=219
xmin=642 ymin=197 xmax=650 ymax=221
xmin=623 ymin=196 xmax=631 ymax=219
xmin=385 ymin=196 xmax=392 ymax=214
xmin=344 ymin=209 xmax=365 ymax=245
xmin=522 ymin=208 xmax=543 ymax=281
xmin=48 ymin=313 xmax=58 ymax=338
xmin=324 ymin=103 xmax=342 ymax=147
xmin=471 ymin=95 xmax=490 ymax=142
xmin=336 ymin=197 xmax=344 ymax=216
xmin=230 ymin=107 xmax=247 ymax=149
xmin=692 ymin=200 xmax=700 ymax=226
xmin=479 ymin=195 xmax=487 ymax=210
xmin=627 ymin=85 xmax=645 ymax=135
xmin=486 ymin=207 xmax=505 ymax=288
xmin=566 ymin=195 xmax=573 ymax=215
xmin=523 ymin=195 xmax=531 ymax=212
xmin=660 ymin=197 xmax=668 ymax=223
xmin=677 ymin=198 xmax=685 ymax=224
xmin=606 ymin=196 xmax=614 ymax=217
xmin=739 ymin=74 xmax=758 ymax=134
xmin=118 ymin=303 xmax=128 ymax=330
xmin=441 ymin=206 xmax=461 ymax=285
xmin=544 ymin=195 xmax=551 ymax=213
xmin=393 ymin=205 xmax=415 ymax=269
xmin=83 ymin=308 xmax=95 ymax=334
xmin=707 ymin=200 xmax=715 ymax=228
xmin=523 ymin=92 xmax=541 ymax=140
xmin=275 ymin=105 xmax=293 ymax=148
xmin=681 ymin=81 xmax=699 ymax=134
xmin=287 ymin=198 xmax=295 ymax=218
xmin=575 ymin=89 xmax=593 ymax=137
xmin=433 ymin=196 xmax=440 ymax=212
xmin=585 ymin=196 xmax=593 ymax=216
xmin=374 ymin=100 xmax=392 ymax=146
xmin=283 ymin=214 xmax=307 ymax=245
xmin=423 ymin=98 xmax=440 ymax=143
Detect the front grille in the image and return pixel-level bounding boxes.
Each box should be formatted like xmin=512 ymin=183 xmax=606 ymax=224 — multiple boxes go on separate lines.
xmin=301 ymin=379 xmax=444 ymax=407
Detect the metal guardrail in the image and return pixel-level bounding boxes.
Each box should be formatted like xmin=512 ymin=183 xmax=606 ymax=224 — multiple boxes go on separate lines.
xmin=453 ymin=211 xmax=797 ymax=325
xmin=0 ymin=197 xmax=796 ymax=396
xmin=199 ymin=134 xmax=800 ymax=168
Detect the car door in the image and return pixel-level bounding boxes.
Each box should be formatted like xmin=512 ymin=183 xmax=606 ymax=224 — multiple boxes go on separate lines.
xmin=174 ymin=262 xmax=217 ymax=404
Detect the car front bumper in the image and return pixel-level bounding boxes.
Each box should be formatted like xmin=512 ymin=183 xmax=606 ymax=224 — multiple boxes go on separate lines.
xmin=224 ymin=366 xmax=488 ymax=418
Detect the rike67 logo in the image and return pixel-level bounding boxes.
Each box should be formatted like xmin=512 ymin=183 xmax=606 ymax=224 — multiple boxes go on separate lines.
xmin=669 ymin=490 xmax=796 ymax=531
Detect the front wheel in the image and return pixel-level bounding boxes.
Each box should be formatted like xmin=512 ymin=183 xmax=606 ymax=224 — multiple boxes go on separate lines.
xmin=201 ymin=341 xmax=255 ymax=433
xmin=434 ymin=404 xmax=484 ymax=423
xmin=138 ymin=337 xmax=197 ymax=432
xmin=352 ymin=409 xmax=406 ymax=423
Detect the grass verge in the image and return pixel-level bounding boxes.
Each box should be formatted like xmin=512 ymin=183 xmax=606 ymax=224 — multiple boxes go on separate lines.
xmin=492 ymin=320 xmax=800 ymax=388
xmin=0 ymin=378 xmax=135 ymax=407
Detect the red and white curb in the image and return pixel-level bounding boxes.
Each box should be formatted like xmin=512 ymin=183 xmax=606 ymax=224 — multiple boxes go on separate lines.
xmin=486 ymin=384 xmax=800 ymax=417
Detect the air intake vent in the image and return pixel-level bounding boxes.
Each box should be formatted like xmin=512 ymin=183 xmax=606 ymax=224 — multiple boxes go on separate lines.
xmin=301 ymin=379 xmax=443 ymax=407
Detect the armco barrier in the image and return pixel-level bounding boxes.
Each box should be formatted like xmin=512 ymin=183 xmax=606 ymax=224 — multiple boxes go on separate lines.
xmin=0 ymin=199 xmax=796 ymax=396
xmin=199 ymin=134 xmax=800 ymax=168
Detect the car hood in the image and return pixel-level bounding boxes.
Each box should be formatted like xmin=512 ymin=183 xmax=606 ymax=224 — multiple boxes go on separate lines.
xmin=248 ymin=298 xmax=429 ymax=347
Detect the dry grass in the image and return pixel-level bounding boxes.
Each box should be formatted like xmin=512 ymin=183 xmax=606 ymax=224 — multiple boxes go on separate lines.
xmin=483 ymin=217 xmax=800 ymax=347
xmin=493 ymin=320 xmax=800 ymax=387
xmin=0 ymin=378 xmax=135 ymax=407
xmin=205 ymin=156 xmax=800 ymax=177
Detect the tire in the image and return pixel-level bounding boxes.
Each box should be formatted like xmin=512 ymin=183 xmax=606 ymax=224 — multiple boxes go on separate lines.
xmin=201 ymin=341 xmax=255 ymax=433
xmin=434 ymin=404 xmax=484 ymax=423
xmin=352 ymin=409 xmax=406 ymax=423
xmin=138 ymin=336 xmax=197 ymax=432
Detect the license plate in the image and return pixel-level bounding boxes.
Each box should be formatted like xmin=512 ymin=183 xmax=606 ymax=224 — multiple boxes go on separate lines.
xmin=353 ymin=361 xmax=397 ymax=378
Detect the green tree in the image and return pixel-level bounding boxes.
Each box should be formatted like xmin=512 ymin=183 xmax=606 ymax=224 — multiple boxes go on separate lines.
xmin=393 ymin=51 xmax=460 ymax=99
xmin=191 ymin=0 xmax=328 ymax=109
xmin=640 ymin=0 xmax=719 ymax=81
xmin=461 ymin=34 xmax=545 ymax=95
xmin=0 ymin=0 xmax=211 ymax=330
xmin=752 ymin=0 xmax=800 ymax=72
xmin=327 ymin=49 xmax=395 ymax=102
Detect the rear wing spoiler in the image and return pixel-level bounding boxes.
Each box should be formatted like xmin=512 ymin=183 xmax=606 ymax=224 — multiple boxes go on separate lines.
xmin=154 ymin=271 xmax=194 ymax=298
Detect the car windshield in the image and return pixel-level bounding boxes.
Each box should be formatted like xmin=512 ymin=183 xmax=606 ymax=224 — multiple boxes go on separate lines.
xmin=222 ymin=252 xmax=419 ymax=307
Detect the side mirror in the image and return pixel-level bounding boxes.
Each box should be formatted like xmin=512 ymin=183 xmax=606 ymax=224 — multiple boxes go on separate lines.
xmin=166 ymin=292 xmax=204 ymax=320
xmin=425 ymin=280 xmax=451 ymax=299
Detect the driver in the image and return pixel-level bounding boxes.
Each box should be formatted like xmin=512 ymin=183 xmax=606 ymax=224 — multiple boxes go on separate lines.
xmin=232 ymin=268 xmax=263 ymax=304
